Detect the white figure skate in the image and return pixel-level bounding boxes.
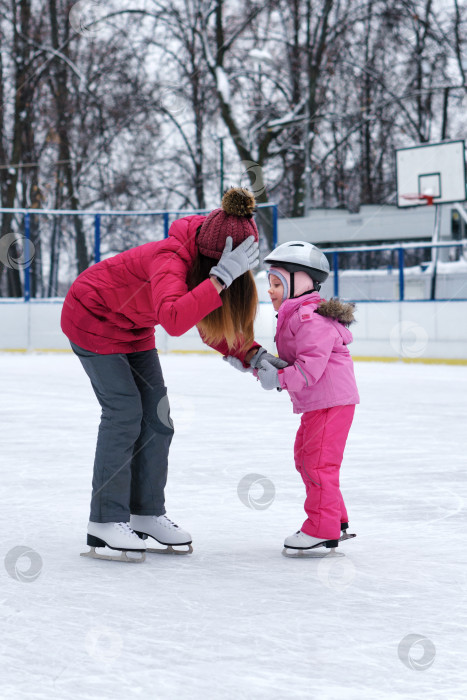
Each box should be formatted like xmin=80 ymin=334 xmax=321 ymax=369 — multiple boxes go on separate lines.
xmin=282 ymin=525 xmax=356 ymax=559
xmin=81 ymin=521 xmax=147 ymax=563
xmin=130 ymin=514 xmax=193 ymax=555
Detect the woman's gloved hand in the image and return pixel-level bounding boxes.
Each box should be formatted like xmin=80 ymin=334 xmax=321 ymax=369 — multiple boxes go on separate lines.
xmin=222 ymin=356 xmax=254 ymax=373
xmin=210 ymin=236 xmax=259 ymax=288
xmin=249 ymin=346 xmax=288 ymax=370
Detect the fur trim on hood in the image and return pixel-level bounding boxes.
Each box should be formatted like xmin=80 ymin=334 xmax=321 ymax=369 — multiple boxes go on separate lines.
xmin=315 ymin=298 xmax=356 ymax=326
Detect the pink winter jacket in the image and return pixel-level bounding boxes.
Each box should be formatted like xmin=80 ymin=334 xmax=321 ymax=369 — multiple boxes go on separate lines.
xmin=275 ymin=293 xmax=360 ymax=414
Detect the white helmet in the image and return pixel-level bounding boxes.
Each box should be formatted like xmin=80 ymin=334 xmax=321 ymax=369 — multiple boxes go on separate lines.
xmin=264 ymin=241 xmax=330 ymax=290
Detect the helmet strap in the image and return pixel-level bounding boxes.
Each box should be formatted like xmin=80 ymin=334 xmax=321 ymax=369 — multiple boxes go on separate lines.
xmin=289 ymin=272 xmax=295 ymax=298
xmin=290 ymin=272 xmax=321 ymax=297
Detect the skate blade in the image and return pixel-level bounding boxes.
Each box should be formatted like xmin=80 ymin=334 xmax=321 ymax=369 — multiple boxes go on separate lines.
xmin=282 ymin=547 xmax=344 ymax=559
xmin=340 ymin=532 xmax=357 ymax=542
xmin=80 ymin=546 xmax=146 ymax=563
xmin=146 ymin=543 xmax=193 ymax=556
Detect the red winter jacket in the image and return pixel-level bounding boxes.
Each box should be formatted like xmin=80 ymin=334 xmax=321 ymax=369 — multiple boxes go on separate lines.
xmin=61 ymin=214 xmax=260 ymax=361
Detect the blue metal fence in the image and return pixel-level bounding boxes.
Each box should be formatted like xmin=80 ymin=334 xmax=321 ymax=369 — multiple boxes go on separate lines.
xmin=0 ymin=203 xmax=278 ymax=300
xmin=1 ymin=205 xmax=466 ymax=301
xmin=322 ymin=240 xmax=467 ymax=302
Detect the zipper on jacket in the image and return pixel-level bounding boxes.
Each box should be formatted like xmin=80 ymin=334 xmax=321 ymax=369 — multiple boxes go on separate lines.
xmin=295 ymin=361 xmax=309 ymax=387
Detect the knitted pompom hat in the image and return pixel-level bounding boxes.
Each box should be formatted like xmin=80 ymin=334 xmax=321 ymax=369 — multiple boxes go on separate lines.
xmin=197 ymin=187 xmax=259 ymax=260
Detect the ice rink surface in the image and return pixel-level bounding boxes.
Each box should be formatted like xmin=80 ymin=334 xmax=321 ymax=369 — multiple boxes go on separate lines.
xmin=1 ymin=352 xmax=466 ymax=700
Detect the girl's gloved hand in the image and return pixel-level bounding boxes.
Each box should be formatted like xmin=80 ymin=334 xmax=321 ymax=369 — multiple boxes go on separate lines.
xmin=249 ymin=346 xmax=288 ymax=370
xmin=210 ymin=236 xmax=259 ymax=288
xmin=257 ymin=359 xmax=282 ymax=390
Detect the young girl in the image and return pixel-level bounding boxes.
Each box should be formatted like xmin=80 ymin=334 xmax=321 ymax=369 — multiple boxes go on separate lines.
xmin=256 ymin=241 xmax=359 ymax=555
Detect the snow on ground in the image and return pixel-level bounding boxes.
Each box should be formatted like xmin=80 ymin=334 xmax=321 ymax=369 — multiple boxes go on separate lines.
xmin=1 ymin=353 xmax=466 ymax=700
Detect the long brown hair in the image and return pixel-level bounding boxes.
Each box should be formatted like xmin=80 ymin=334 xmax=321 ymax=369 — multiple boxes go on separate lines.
xmin=187 ymin=249 xmax=258 ymax=352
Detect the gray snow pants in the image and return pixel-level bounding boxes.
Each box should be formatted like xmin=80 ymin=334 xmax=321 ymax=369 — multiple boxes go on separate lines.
xmin=71 ymin=343 xmax=174 ymax=523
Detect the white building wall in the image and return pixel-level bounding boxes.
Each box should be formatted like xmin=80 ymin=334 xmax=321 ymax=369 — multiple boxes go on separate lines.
xmin=278 ymin=204 xmax=452 ymax=245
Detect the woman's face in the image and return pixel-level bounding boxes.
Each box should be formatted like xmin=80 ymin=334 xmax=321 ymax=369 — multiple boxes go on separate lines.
xmin=268 ymin=274 xmax=284 ymax=311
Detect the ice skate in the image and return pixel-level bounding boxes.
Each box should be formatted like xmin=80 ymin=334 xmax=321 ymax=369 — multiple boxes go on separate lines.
xmin=130 ymin=514 xmax=193 ymax=555
xmin=81 ymin=521 xmax=147 ymax=563
xmin=282 ymin=530 xmax=345 ymax=559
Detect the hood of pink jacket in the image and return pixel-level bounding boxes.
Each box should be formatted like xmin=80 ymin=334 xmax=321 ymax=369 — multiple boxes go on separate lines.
xmin=277 ymin=293 xmax=353 ymax=346
xmin=168 ymin=214 xmax=205 ymax=257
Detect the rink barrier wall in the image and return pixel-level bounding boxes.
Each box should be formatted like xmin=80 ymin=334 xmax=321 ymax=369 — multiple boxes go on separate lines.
xmin=0 ymin=299 xmax=466 ymax=363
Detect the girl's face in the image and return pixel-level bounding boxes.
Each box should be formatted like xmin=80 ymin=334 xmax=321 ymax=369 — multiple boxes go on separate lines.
xmin=268 ymin=274 xmax=284 ymax=311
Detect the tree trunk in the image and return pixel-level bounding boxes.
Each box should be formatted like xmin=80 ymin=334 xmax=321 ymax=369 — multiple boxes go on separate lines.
xmin=49 ymin=0 xmax=89 ymax=274
xmin=290 ymin=0 xmax=306 ymax=217
xmin=305 ymin=0 xmax=334 ymax=208
xmin=0 ymin=0 xmax=34 ymax=297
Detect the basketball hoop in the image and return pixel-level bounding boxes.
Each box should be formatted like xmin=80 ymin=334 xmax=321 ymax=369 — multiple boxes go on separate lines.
xmin=401 ymin=193 xmax=435 ymax=206
xmin=396 ymin=141 xmax=465 ymax=208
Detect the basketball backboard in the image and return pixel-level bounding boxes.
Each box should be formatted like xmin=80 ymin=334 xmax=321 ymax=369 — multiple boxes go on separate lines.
xmin=396 ymin=140 xmax=466 ymax=207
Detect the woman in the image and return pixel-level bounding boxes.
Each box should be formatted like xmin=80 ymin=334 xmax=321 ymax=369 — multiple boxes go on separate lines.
xmin=61 ymin=187 xmax=282 ymax=562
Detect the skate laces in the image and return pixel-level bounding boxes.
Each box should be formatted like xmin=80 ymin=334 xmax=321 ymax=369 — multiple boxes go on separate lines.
xmin=158 ymin=515 xmax=178 ymax=529
xmin=116 ymin=522 xmax=138 ymax=538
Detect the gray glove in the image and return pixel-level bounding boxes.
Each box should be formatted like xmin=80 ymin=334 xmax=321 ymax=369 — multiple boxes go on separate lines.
xmin=210 ymin=236 xmax=259 ymax=288
xmin=249 ymin=346 xmax=288 ymax=370
xmin=257 ymin=359 xmax=282 ymax=391
xmin=222 ymin=356 xmax=254 ymax=373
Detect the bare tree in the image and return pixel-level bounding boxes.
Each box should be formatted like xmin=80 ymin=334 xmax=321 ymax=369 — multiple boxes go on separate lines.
xmin=1 ymin=0 xmax=466 ymax=295
xmin=0 ymin=0 xmax=36 ymax=296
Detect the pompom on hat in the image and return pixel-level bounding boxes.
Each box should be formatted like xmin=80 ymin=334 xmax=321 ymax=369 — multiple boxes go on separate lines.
xmin=197 ymin=187 xmax=259 ymax=260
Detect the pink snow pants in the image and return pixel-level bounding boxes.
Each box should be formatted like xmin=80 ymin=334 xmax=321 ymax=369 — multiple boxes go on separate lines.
xmin=294 ymin=404 xmax=355 ymax=540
